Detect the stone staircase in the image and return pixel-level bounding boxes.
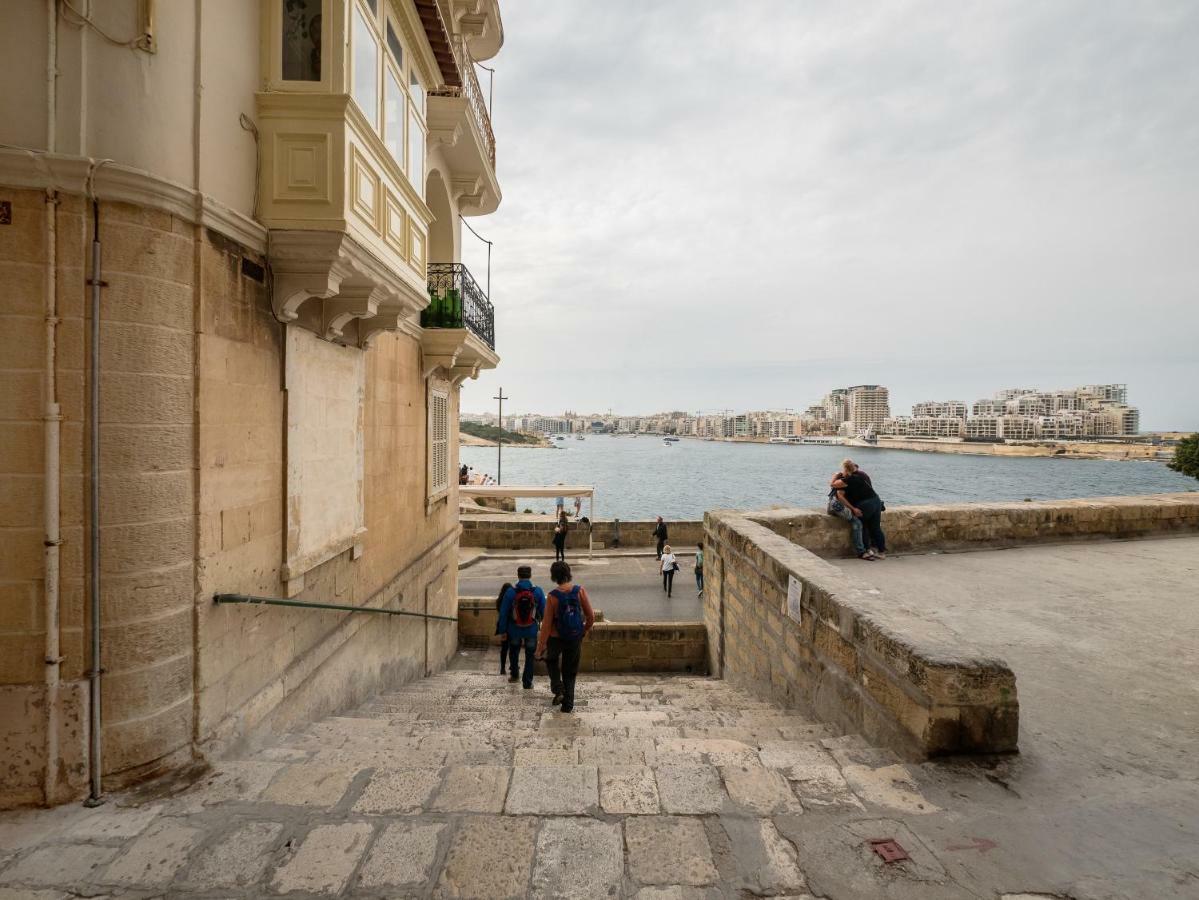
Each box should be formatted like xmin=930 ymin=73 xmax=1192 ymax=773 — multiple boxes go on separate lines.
xmin=0 ymin=650 xmax=967 ymax=899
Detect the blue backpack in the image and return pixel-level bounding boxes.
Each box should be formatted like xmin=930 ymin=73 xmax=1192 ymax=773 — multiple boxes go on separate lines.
xmin=553 ymin=586 xmax=586 ymax=640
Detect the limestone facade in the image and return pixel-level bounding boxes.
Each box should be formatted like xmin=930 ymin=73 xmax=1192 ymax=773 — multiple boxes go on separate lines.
xmin=0 ymin=0 xmax=504 ymax=809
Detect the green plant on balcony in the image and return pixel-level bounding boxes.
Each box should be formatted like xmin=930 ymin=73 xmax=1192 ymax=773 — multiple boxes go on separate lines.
xmin=421 ymin=286 xmax=463 ymax=329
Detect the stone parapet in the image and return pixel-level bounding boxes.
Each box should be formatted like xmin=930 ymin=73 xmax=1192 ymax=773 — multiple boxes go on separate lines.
xmin=704 ymin=509 xmax=1019 ymax=758
xmin=460 ymin=516 xmax=705 ymax=551
xmin=745 ymin=492 xmax=1199 ymax=558
xmin=457 ymin=599 xmax=705 ymax=674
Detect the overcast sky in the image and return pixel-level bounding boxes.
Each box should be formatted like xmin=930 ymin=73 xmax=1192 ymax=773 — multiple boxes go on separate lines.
xmin=458 ymin=1 xmax=1199 ymax=430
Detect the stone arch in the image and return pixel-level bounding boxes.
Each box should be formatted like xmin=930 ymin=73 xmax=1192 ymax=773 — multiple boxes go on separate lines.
xmin=425 ymin=167 xmax=457 ymax=264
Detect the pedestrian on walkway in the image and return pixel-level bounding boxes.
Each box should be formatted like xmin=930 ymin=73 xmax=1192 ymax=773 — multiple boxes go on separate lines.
xmin=694 ymin=542 xmax=704 ymax=597
xmin=659 ymin=544 xmax=679 ymax=598
xmin=497 ymin=566 xmax=546 ymax=688
xmin=652 ymin=516 xmax=668 ymax=559
xmin=494 ymin=581 xmax=513 ymax=675
xmin=552 ymin=513 xmax=568 ymax=562
xmin=537 ymin=560 xmax=595 ymax=713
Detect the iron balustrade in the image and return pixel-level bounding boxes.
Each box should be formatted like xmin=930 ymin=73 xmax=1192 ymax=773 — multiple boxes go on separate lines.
xmin=429 ymin=35 xmax=496 ymax=168
xmin=424 ymin=262 xmax=495 ymax=350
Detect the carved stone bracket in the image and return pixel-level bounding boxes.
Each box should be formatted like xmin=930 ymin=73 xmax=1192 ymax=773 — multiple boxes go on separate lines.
xmin=322 ymin=284 xmax=386 ymax=340
xmin=421 ymin=327 xmax=499 ymax=382
xmin=449 ymin=361 xmax=481 ymax=386
xmin=269 ymin=229 xmax=427 ymax=349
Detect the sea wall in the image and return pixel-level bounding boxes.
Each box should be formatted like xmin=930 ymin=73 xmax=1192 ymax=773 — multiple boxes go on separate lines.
xmin=457 ymin=599 xmax=705 ymax=674
xmin=746 ymin=492 xmax=1199 ymax=558
xmin=703 ymin=510 xmax=1019 ymax=759
xmin=460 ymin=516 xmax=705 ymax=551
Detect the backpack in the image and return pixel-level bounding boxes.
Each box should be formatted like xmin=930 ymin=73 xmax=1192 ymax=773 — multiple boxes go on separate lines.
xmin=511 ymin=586 xmax=537 ymax=628
xmin=553 ymin=586 xmax=586 ymax=640
xmin=827 ymin=487 xmax=845 ymax=516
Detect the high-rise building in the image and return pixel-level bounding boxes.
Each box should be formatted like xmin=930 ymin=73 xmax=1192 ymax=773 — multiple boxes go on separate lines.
xmin=847 ymin=385 xmax=891 ymax=431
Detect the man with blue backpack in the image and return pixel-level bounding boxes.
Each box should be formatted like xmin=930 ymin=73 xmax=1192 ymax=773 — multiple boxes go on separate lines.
xmin=497 ymin=565 xmax=546 ymax=689
xmin=536 ymin=560 xmax=596 ymax=713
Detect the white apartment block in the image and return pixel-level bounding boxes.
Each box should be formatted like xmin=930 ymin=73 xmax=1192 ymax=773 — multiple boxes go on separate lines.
xmin=965 ymin=417 xmax=1002 ymax=440
xmin=913 ymin=400 xmax=967 ymax=419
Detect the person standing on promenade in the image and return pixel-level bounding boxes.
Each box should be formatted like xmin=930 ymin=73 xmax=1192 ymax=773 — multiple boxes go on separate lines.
xmin=573 ymin=495 xmax=582 ymax=519
xmin=554 ymin=487 xmax=565 ymax=519
xmin=831 ymin=459 xmax=887 ymax=560
xmin=537 ymin=560 xmax=595 ymax=713
xmin=497 ymin=566 xmax=546 ymax=688
xmin=694 ymin=542 xmax=704 ymax=597
xmin=652 ymin=516 xmax=669 ymax=559
xmin=552 ymin=513 xmax=568 ymax=562
xmin=493 ymin=581 xmax=513 ymax=675
xmin=659 ymin=544 xmax=679 ymax=598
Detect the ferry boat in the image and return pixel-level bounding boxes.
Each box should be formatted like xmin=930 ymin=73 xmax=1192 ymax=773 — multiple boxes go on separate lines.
xmin=845 ymin=427 xmax=878 ymax=448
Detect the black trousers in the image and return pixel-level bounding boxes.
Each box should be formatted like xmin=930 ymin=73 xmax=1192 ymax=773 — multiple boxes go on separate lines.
xmin=553 ymin=538 xmax=566 ymax=561
xmin=662 ymin=568 xmax=675 ymax=596
xmin=858 ymin=497 xmax=887 ymax=553
xmin=655 ymin=537 xmax=665 ymax=558
xmin=498 ymin=636 xmax=509 ymax=673
xmin=545 ymin=636 xmax=583 ymax=712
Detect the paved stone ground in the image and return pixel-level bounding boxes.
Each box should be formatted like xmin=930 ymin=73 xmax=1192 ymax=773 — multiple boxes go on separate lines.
xmin=460 ymin=554 xmax=704 ymax=622
xmin=1 ymin=640 xmax=1191 ymax=899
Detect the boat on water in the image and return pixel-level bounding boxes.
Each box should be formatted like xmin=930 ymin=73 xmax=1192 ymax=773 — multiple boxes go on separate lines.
xmin=553 ymin=435 xmax=566 ymax=441
xmin=576 ymin=435 xmax=585 ymax=441
xmin=662 ymin=436 xmax=680 ymax=446
xmin=845 ymin=428 xmax=878 ymax=448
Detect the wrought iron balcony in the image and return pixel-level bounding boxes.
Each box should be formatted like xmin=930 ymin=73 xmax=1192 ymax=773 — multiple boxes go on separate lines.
xmin=423 ymin=263 xmax=495 ymax=350
xmin=429 ymin=35 xmax=495 ymax=168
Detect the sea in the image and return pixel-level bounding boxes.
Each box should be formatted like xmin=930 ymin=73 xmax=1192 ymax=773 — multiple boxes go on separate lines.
xmin=460 ymin=435 xmax=1195 ymax=520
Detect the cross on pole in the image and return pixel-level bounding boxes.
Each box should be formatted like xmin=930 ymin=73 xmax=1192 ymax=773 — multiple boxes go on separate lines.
xmin=494 ymin=387 xmax=508 ymax=484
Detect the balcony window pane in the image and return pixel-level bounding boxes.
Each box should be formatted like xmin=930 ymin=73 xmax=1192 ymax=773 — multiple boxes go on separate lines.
xmin=365 ymin=0 xmax=377 ymax=13
xmin=282 ymin=0 xmax=321 ymax=81
xmin=408 ymin=107 xmax=424 ymax=187
xmin=352 ymin=6 xmax=379 ymax=128
xmin=386 ymin=21 xmax=402 ymax=67
xmin=384 ymin=67 xmax=404 ymax=168
xmin=409 ymin=70 xmax=425 ymax=118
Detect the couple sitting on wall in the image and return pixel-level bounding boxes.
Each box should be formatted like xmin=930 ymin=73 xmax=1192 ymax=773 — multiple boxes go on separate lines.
xmin=828 ymin=458 xmax=888 ymax=560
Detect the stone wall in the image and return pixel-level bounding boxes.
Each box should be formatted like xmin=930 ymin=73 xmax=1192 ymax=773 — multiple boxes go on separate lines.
xmin=460 ymin=516 xmax=705 ymax=551
xmin=746 ymin=492 xmax=1199 ymax=559
xmin=1 ymin=186 xmax=466 ymax=808
xmin=704 ymin=509 xmax=1019 ymax=759
xmin=457 ymin=599 xmax=706 ymax=674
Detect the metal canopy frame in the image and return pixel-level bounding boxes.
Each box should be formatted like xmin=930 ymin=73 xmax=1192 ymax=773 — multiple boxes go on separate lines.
xmin=460 ymin=485 xmax=597 ymax=557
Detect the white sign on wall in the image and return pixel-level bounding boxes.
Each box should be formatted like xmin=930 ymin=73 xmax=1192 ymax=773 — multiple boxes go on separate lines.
xmin=786 ymin=575 xmax=803 ymax=624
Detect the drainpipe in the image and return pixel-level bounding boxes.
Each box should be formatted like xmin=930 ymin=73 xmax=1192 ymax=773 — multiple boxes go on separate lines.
xmin=43 ymin=189 xmax=62 ymax=807
xmin=42 ymin=0 xmax=62 ymax=809
xmin=85 ymin=197 xmax=104 ymax=807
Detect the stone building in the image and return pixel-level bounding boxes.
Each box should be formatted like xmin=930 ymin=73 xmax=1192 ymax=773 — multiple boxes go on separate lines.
xmin=0 ymin=0 xmax=503 ymax=808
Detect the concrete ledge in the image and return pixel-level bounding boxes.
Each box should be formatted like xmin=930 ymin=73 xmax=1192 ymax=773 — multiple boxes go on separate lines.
xmin=457 ymin=599 xmax=707 ymax=674
xmin=745 ymin=492 xmax=1199 ymax=558
xmin=704 ymin=509 xmax=1019 ymax=759
xmin=459 ymin=516 xmax=705 ymax=551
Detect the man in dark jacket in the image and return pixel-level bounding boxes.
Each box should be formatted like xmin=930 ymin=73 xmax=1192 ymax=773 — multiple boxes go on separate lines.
xmin=652 ymin=516 xmax=668 ymax=559
xmin=497 ymin=565 xmax=546 ymax=688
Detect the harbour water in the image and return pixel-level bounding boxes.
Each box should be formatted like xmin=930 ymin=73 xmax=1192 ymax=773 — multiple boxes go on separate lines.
xmin=461 ymin=435 xmax=1194 ymax=520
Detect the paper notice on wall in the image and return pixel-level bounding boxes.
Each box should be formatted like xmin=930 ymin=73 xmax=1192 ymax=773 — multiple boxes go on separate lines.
xmin=786 ymin=575 xmax=803 ymax=624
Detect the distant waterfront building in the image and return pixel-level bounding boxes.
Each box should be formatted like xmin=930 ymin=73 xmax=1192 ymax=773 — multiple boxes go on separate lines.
xmin=965 ymin=417 xmax=1002 ymax=440
xmin=912 ymin=400 xmax=967 ymax=419
xmin=847 ymin=385 xmax=891 ymax=431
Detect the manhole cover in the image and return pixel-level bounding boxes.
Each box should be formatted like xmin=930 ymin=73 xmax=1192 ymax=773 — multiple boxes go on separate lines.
xmin=869 ymin=838 xmax=910 ymax=864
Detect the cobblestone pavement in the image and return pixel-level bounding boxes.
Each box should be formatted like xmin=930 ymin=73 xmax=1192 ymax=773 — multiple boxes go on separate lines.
xmin=0 ymin=650 xmax=1163 ymax=900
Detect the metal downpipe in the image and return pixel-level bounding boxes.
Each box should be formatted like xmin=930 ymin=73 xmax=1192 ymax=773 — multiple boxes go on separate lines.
xmin=85 ymin=201 xmax=104 ymax=807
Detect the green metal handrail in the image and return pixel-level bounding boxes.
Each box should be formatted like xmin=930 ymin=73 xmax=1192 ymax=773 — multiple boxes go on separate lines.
xmin=213 ymin=593 xmax=458 ymax=622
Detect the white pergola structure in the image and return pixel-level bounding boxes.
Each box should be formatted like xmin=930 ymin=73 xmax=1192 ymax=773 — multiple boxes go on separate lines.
xmin=460 ymin=485 xmax=597 ymax=557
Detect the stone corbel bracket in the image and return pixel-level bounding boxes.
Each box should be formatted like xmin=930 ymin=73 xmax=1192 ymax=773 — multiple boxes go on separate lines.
xmin=421 ymin=327 xmax=500 ymax=382
xmin=269 ymin=229 xmax=427 ymax=347
xmin=452 ymin=176 xmax=486 ymax=213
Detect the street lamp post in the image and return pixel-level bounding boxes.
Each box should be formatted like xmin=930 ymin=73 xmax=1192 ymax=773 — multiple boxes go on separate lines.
xmin=493 ymin=387 xmax=508 ymax=484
